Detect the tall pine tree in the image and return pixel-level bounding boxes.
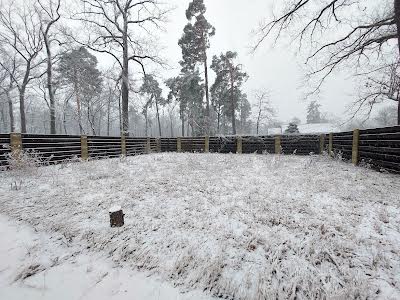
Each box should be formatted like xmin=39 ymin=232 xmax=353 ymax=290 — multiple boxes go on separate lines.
xmin=178 ymin=0 xmax=215 ymax=134
xmin=210 ymin=51 xmax=248 ymax=135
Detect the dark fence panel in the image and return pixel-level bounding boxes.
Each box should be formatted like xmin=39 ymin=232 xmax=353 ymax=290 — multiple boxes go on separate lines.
xmin=87 ymin=136 xmax=121 ymax=159
xmin=126 ymin=137 xmax=148 ymax=155
xmin=21 ymin=134 xmax=82 ymax=163
xmin=181 ymin=137 xmax=205 ymax=152
xmin=359 ymin=126 xmax=400 ymax=173
xmin=332 ymin=132 xmax=353 ymax=160
xmin=209 ymin=136 xmax=237 ymax=153
xmin=160 ymin=138 xmax=177 ymax=152
xmin=281 ymin=135 xmax=320 ymax=155
xmin=0 ymin=134 xmax=10 ymax=169
xmin=242 ymin=136 xmax=275 ymax=154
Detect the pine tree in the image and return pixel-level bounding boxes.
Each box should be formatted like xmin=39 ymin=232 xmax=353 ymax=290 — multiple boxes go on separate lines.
xmin=166 ymin=71 xmax=204 ymax=137
xmin=57 ymin=47 xmax=102 ymax=134
xmin=210 ymin=51 xmax=248 ymax=135
xmin=285 ymin=122 xmax=299 ymax=134
xmin=178 ymin=0 xmax=215 ymax=133
xmin=140 ymin=75 xmax=165 ymax=137
xmin=306 ymin=101 xmax=322 ymax=124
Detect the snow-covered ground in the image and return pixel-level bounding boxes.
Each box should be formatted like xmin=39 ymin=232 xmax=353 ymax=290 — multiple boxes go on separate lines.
xmin=0 ymin=215 xmax=213 ymax=300
xmin=0 ymin=153 xmax=400 ymax=299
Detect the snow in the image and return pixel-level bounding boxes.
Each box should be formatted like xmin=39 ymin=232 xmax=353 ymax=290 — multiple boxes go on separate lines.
xmin=0 ymin=215 xmax=213 ymax=300
xmin=0 ymin=153 xmax=400 ymax=299
xmin=109 ymin=205 xmax=122 ymax=213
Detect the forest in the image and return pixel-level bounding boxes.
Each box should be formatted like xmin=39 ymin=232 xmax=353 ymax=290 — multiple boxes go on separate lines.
xmin=0 ymin=0 xmax=399 ymax=137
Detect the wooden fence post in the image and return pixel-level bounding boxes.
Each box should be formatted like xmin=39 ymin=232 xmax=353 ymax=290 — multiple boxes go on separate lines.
xmin=121 ymin=133 xmax=127 ymax=156
xmin=205 ymin=136 xmax=209 ymax=153
xmin=275 ymin=135 xmax=281 ymax=154
xmin=146 ymin=137 xmax=151 ymax=154
xmin=320 ymin=134 xmax=325 ymax=154
xmin=10 ymin=133 xmax=22 ymax=158
xmin=81 ymin=135 xmax=88 ymax=160
xmin=156 ymin=138 xmax=161 ymax=152
xmin=352 ymin=129 xmax=360 ymax=165
xmin=177 ymin=137 xmax=182 ymax=153
xmin=328 ymin=133 xmax=333 ymax=157
xmin=236 ymin=136 xmax=242 ymax=154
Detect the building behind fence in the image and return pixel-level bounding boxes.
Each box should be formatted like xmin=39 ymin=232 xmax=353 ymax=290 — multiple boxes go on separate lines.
xmin=1 ymin=125 xmax=400 ymax=174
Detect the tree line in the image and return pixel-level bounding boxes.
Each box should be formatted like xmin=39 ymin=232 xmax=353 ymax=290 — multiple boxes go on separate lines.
xmin=0 ymin=0 xmax=398 ymax=138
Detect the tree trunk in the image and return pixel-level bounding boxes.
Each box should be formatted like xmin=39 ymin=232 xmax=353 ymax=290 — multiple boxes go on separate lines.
xmin=144 ymin=109 xmax=148 ymax=137
xmin=230 ymin=67 xmax=236 ymax=135
xmin=19 ymin=87 xmax=27 ymax=133
xmin=107 ymin=94 xmax=111 ymax=136
xmin=395 ymin=0 xmax=400 ymax=125
xmin=121 ymin=20 xmax=130 ymax=135
xmin=44 ymin=34 xmax=56 ymax=134
xmin=180 ymin=110 xmax=185 ymax=137
xmin=204 ymin=56 xmax=210 ymax=134
xmin=6 ymin=88 xmax=15 ymax=132
xmin=155 ymin=98 xmax=162 ymax=137
xmin=73 ymin=73 xmax=83 ymax=134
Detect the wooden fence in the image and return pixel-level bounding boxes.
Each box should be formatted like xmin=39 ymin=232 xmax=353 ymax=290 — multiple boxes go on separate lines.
xmin=1 ymin=125 xmax=399 ymax=174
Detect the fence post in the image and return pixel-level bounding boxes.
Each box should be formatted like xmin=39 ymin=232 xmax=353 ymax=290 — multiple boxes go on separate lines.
xmin=121 ymin=133 xmax=127 ymax=156
xmin=146 ymin=137 xmax=151 ymax=154
xmin=352 ymin=129 xmax=360 ymax=165
xmin=81 ymin=135 xmax=88 ymax=160
xmin=236 ymin=136 xmax=242 ymax=154
xmin=204 ymin=136 xmax=209 ymax=153
xmin=328 ymin=133 xmax=333 ymax=157
xmin=177 ymin=137 xmax=182 ymax=153
xmin=156 ymin=138 xmax=161 ymax=152
xmin=275 ymin=135 xmax=281 ymax=154
xmin=319 ymin=134 xmax=325 ymax=155
xmin=10 ymin=133 xmax=22 ymax=158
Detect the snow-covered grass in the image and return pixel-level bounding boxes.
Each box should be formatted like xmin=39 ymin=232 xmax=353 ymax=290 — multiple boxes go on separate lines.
xmin=0 ymin=215 xmax=212 ymax=300
xmin=0 ymin=153 xmax=400 ymax=299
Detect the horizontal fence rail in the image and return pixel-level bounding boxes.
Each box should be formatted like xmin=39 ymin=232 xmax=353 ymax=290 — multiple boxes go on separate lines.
xmin=0 ymin=125 xmax=399 ymax=174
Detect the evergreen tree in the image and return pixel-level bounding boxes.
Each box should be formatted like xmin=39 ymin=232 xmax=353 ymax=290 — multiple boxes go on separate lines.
xmin=57 ymin=47 xmax=102 ymax=134
xmin=166 ymin=71 xmax=204 ymax=137
xmin=140 ymin=75 xmax=165 ymax=137
xmin=178 ymin=0 xmax=215 ymax=133
xmin=306 ymin=101 xmax=322 ymax=124
xmin=210 ymin=51 xmax=248 ymax=135
xmin=285 ymin=122 xmax=300 ymax=134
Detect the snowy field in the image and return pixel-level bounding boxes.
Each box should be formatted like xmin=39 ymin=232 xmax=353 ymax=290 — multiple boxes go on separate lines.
xmin=0 ymin=153 xmax=400 ymax=299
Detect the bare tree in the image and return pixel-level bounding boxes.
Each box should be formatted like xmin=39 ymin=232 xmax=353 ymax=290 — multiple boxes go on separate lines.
xmin=36 ymin=0 xmax=61 ymax=134
xmin=253 ymin=89 xmax=275 ymax=135
xmin=73 ymin=0 xmax=167 ymax=135
xmin=0 ymin=53 xmax=17 ymax=132
xmin=254 ymin=0 xmax=399 ymax=124
xmin=0 ymin=2 xmax=44 ymax=133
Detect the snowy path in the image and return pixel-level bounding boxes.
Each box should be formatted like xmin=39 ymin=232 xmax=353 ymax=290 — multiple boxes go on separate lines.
xmin=0 ymin=215 xmax=213 ymax=300
xmin=0 ymin=153 xmax=400 ymax=299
